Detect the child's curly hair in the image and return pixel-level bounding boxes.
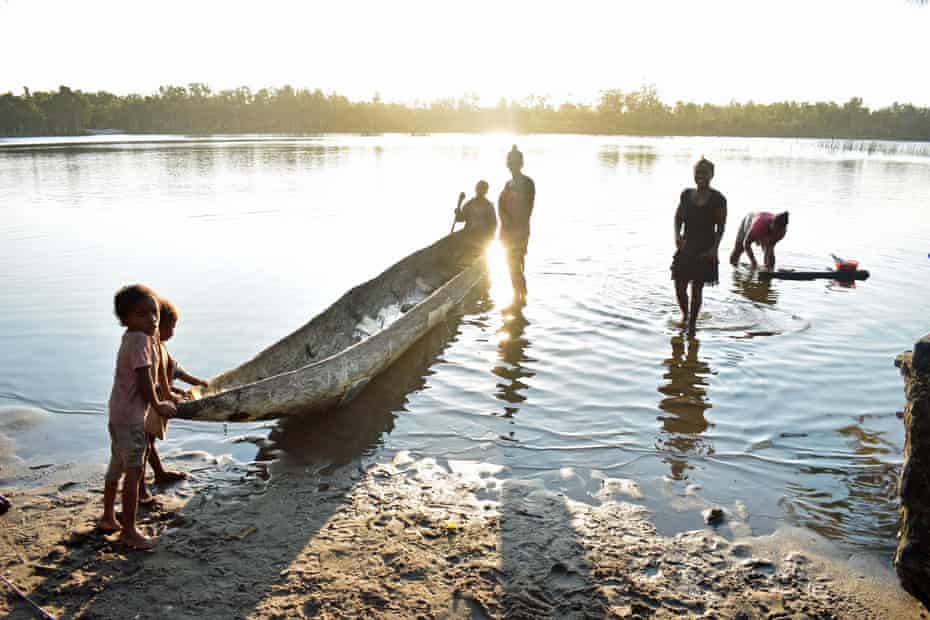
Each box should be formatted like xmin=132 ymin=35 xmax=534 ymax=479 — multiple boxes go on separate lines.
xmin=160 ymin=299 xmax=180 ymax=325
xmin=113 ymin=284 xmax=157 ymax=327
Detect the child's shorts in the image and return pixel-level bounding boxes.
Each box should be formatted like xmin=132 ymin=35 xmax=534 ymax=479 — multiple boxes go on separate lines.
xmin=105 ymin=423 xmax=147 ymax=481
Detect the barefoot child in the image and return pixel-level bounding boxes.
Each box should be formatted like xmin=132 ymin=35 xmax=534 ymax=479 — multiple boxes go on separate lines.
xmin=140 ymin=299 xmax=207 ymax=501
xmin=101 ymin=284 xmax=176 ymax=550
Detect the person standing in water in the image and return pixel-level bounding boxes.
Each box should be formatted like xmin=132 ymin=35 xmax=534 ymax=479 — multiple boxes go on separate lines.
xmin=729 ymin=211 xmax=789 ymax=271
xmin=498 ymin=145 xmax=536 ymax=303
xmin=671 ymin=158 xmax=727 ymax=333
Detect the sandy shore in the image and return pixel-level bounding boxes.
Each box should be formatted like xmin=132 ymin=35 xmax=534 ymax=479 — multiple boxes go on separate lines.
xmin=1 ymin=453 xmax=926 ymax=620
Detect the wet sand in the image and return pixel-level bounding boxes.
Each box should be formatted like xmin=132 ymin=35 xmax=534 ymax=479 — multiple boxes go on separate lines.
xmin=1 ymin=454 xmax=924 ymax=620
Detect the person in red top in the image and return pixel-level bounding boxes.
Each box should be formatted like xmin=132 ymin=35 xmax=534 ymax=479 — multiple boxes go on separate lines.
xmin=729 ymin=211 xmax=789 ymax=270
xmin=498 ymin=145 xmax=536 ymax=303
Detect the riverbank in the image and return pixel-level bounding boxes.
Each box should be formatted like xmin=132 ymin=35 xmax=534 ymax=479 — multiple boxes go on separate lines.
xmin=1 ymin=455 xmax=924 ymax=619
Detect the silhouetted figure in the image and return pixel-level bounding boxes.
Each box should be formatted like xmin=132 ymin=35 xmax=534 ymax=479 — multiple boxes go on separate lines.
xmin=671 ymin=158 xmax=727 ymax=333
xmin=730 ymin=211 xmax=788 ymax=270
xmin=454 ymin=180 xmax=498 ymax=251
xmin=498 ymin=145 xmax=535 ymax=303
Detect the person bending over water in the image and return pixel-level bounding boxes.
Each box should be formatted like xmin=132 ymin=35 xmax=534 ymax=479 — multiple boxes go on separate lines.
xmin=671 ymin=158 xmax=727 ymax=333
xmin=498 ymin=145 xmax=536 ymax=303
xmin=729 ymin=211 xmax=788 ymax=271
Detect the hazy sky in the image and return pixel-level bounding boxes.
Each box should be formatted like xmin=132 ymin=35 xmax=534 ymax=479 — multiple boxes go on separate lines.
xmin=1 ymin=0 xmax=928 ymax=107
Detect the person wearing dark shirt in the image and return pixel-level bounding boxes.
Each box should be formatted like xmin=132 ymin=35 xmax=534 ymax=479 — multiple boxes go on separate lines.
xmin=454 ymin=179 xmax=498 ymax=241
xmin=498 ymin=145 xmax=536 ymax=303
xmin=671 ymin=158 xmax=727 ymax=333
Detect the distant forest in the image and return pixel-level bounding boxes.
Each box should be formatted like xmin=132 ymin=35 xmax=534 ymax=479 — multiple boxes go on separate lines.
xmin=2 ymin=84 xmax=930 ymax=140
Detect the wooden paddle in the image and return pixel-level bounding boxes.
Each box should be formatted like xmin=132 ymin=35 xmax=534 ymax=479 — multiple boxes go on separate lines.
xmin=450 ymin=192 xmax=465 ymax=234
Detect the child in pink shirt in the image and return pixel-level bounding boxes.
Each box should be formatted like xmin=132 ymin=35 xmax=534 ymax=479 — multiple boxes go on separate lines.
xmin=99 ymin=284 xmax=176 ymax=550
xmin=139 ymin=298 xmax=207 ymax=503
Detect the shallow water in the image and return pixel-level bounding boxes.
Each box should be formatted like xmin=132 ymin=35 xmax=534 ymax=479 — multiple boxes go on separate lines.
xmin=1 ymin=133 xmax=928 ymax=557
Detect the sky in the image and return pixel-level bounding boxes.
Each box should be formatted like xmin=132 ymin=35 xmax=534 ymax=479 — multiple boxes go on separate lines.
xmin=1 ymin=0 xmax=928 ymax=108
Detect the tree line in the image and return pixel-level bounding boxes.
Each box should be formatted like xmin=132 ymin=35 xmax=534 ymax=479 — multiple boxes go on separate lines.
xmin=2 ymin=84 xmax=929 ymax=140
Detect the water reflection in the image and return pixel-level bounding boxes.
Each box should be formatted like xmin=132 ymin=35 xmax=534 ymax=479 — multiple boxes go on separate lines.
xmin=493 ymin=304 xmax=535 ymax=418
xmin=261 ymin=289 xmax=482 ymax=467
xmin=597 ymin=145 xmax=658 ymax=171
xmin=781 ymin=422 xmax=900 ymax=552
xmin=731 ymin=268 xmax=778 ymax=305
xmin=656 ymin=335 xmax=714 ymax=480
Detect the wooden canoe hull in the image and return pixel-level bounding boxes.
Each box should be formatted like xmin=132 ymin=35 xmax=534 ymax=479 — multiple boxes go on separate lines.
xmin=176 ymin=231 xmax=487 ymax=422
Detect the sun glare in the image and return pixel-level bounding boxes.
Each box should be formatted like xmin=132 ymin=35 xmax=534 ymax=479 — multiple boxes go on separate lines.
xmin=485 ymin=239 xmax=514 ymax=308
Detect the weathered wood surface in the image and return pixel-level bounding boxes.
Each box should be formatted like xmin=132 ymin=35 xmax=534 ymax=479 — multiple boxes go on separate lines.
xmin=176 ymin=230 xmax=487 ymax=422
xmin=759 ymin=269 xmax=870 ymax=281
xmin=894 ymin=333 xmax=930 ymax=609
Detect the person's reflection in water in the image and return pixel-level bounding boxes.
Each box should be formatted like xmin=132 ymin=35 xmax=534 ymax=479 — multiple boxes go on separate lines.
xmin=731 ymin=268 xmax=778 ymax=306
xmin=492 ymin=304 xmax=535 ymax=419
xmin=657 ymin=335 xmax=714 ymax=480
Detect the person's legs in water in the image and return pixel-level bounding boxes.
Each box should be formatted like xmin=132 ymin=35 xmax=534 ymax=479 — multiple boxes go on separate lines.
xmin=730 ymin=214 xmax=749 ymax=266
xmin=507 ymin=248 xmax=528 ymax=303
xmin=674 ymin=279 xmax=690 ymax=326
xmin=688 ymin=281 xmax=705 ymax=333
xmin=729 ymin=238 xmax=744 ymax=267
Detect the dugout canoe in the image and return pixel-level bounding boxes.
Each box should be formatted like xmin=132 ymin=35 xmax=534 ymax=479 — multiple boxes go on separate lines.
xmin=175 ymin=230 xmax=488 ymax=422
xmin=759 ymin=269 xmax=870 ymax=282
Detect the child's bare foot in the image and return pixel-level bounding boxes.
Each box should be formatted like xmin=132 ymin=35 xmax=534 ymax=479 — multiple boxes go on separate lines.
xmin=120 ymin=529 xmax=154 ymax=551
xmin=98 ymin=517 xmax=121 ymax=533
xmin=154 ymin=470 xmax=188 ymax=483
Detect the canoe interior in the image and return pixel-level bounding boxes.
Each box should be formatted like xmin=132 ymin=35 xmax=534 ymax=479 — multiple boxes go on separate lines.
xmin=198 ymin=230 xmax=482 ymax=399
xmin=258 ymin=297 xmax=479 ymax=464
xmin=759 ymin=270 xmax=870 ymax=281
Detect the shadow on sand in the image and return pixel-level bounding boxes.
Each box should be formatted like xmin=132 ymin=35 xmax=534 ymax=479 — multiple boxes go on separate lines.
xmin=9 ymin=284 xmax=610 ymax=619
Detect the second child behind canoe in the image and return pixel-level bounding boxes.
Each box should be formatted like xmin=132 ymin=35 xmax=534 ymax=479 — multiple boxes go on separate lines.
xmin=140 ymin=298 xmax=207 ymax=504
xmin=454 ymin=180 xmax=498 ymax=241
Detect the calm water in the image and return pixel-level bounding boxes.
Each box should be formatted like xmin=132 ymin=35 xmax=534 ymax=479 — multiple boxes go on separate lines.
xmin=2 ymin=134 xmax=928 ymax=557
